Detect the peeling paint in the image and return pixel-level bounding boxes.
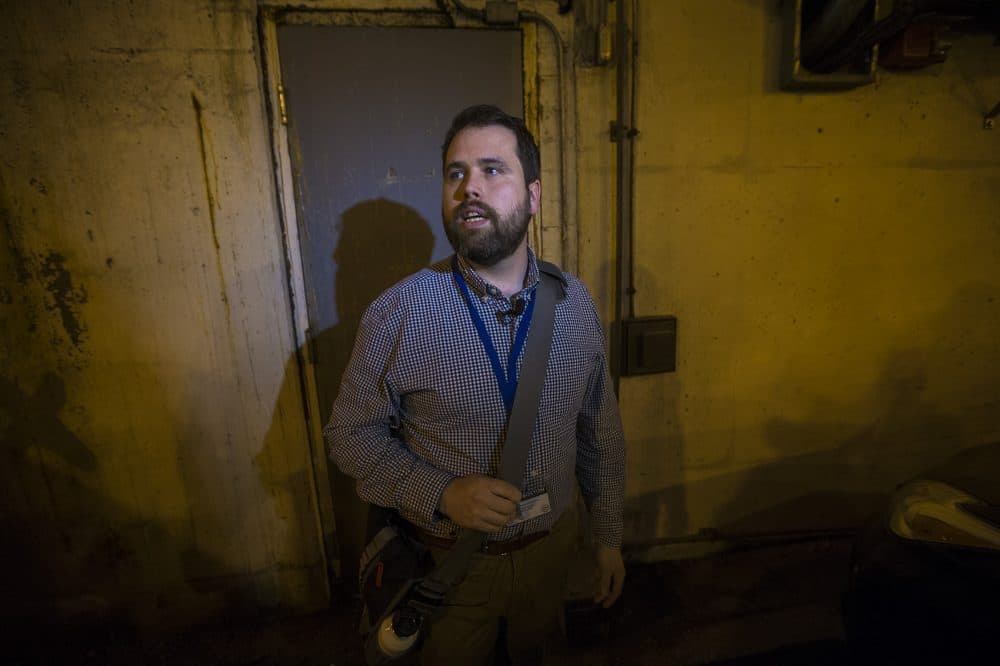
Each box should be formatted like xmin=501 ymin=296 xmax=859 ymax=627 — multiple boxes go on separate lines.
xmin=38 ymin=252 xmax=88 ymax=349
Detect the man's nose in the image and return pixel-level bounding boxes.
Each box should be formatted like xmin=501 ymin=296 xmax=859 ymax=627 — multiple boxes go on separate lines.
xmin=462 ymin=171 xmax=483 ymax=199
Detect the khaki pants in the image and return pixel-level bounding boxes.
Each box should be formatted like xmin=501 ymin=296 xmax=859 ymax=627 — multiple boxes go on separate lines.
xmin=421 ymin=510 xmax=576 ymax=666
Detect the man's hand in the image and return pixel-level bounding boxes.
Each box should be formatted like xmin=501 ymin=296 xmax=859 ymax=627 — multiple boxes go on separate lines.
xmin=439 ymin=475 xmax=522 ymax=532
xmin=594 ymin=544 xmax=625 ymax=608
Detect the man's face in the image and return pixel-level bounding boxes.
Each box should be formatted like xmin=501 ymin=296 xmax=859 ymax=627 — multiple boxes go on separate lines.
xmin=441 ymin=125 xmax=540 ymax=267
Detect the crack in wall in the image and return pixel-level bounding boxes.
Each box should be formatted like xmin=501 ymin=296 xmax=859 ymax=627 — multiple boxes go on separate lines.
xmin=192 ymin=92 xmax=231 ymax=312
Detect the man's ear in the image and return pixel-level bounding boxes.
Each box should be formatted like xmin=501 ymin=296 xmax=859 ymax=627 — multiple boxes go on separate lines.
xmin=528 ymin=180 xmax=541 ymax=215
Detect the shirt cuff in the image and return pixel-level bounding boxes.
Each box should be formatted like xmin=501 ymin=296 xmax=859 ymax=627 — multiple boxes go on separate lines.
xmin=398 ymin=461 xmax=455 ymax=525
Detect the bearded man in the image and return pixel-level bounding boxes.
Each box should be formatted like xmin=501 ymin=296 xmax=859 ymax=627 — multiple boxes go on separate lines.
xmin=326 ymin=104 xmax=626 ymax=665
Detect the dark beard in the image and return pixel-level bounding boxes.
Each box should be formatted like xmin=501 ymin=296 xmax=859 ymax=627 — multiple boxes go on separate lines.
xmin=443 ymin=195 xmax=532 ymax=267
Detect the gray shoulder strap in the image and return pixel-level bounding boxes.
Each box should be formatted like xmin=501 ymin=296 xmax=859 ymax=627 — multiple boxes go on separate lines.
xmin=425 ymin=263 xmax=562 ymax=587
xmin=498 ymin=267 xmax=560 ymax=485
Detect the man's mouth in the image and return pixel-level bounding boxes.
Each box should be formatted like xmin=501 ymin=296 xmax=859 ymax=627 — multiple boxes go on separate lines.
xmin=458 ymin=205 xmax=492 ymax=227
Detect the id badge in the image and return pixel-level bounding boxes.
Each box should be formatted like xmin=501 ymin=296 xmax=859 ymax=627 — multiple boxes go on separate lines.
xmin=508 ymin=492 xmax=552 ymax=526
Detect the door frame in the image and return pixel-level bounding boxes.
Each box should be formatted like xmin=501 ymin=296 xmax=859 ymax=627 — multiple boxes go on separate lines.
xmin=256 ymin=0 xmax=577 ymax=590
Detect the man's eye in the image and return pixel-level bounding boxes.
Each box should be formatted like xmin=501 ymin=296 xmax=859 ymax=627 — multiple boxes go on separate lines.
xmin=447 ymin=170 xmax=464 ymax=181
xmin=485 ymin=166 xmax=500 ymax=176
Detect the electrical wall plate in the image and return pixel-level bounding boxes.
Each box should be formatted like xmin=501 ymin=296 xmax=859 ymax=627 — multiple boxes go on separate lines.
xmin=781 ymin=0 xmax=879 ymax=91
xmin=622 ymin=316 xmax=677 ymax=376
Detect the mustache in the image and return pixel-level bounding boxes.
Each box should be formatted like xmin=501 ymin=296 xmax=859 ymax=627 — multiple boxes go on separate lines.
xmin=454 ymin=201 xmax=499 ymax=223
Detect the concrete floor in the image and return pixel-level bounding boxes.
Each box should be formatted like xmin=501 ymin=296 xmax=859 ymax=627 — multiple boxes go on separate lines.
xmin=11 ymin=538 xmax=853 ymax=666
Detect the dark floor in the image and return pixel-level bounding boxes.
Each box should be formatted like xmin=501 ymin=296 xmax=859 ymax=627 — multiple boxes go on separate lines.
xmin=11 ymin=538 xmax=854 ymax=666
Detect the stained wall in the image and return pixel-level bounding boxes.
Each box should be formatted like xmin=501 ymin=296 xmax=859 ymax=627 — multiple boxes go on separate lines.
xmin=1 ymin=0 xmax=326 ymax=627
xmin=596 ymin=1 xmax=1000 ymax=548
xmin=2 ymin=0 xmax=998 ymax=629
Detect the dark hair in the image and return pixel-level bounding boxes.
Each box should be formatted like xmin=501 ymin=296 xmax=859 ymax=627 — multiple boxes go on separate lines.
xmin=441 ymin=104 xmax=540 ymax=185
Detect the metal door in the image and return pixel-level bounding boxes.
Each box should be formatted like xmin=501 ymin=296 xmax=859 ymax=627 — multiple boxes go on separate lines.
xmin=276 ymin=24 xmax=523 ymax=582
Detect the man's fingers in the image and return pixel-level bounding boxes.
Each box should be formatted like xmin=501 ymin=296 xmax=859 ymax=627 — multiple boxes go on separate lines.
xmin=470 ymin=490 xmax=518 ymax=531
xmin=594 ymin=569 xmax=612 ymax=604
xmin=481 ymin=489 xmax=518 ymax=514
xmin=594 ymin=545 xmax=626 ymax=608
xmin=475 ymin=504 xmax=515 ymax=530
xmin=603 ymin=571 xmax=624 ymax=608
xmin=593 ymin=569 xmax=623 ymax=608
xmin=485 ymin=478 xmax=522 ymax=504
xmin=479 ymin=481 xmax=520 ymax=527
xmin=439 ymin=475 xmax=521 ymax=531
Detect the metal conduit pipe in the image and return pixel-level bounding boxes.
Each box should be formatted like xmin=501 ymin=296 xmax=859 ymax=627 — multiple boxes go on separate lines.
xmin=451 ymin=0 xmax=486 ymax=20
xmin=521 ymin=9 xmax=578 ymax=274
xmin=451 ymin=0 xmax=577 ymax=273
xmin=611 ymin=0 xmax=638 ymax=392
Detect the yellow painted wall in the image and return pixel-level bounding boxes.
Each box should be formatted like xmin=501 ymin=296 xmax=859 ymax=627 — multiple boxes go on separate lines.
xmin=2 ymin=0 xmax=998 ymax=630
xmin=606 ymin=1 xmax=1000 ymax=545
xmin=1 ymin=1 xmax=325 ymax=627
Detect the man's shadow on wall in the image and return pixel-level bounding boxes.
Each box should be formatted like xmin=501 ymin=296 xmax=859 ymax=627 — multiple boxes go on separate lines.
xmin=258 ymin=198 xmax=436 ymax=596
xmin=318 ymin=199 xmax=436 ymax=588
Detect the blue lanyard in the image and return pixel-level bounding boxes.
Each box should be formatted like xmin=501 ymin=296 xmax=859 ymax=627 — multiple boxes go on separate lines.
xmin=452 ymin=260 xmax=536 ymax=415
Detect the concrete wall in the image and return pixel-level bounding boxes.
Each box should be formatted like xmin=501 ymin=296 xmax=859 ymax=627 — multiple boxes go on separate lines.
xmin=1 ymin=0 xmax=326 ymax=628
xmin=1 ymin=0 xmax=998 ymax=630
xmin=608 ymin=1 xmax=1000 ymax=548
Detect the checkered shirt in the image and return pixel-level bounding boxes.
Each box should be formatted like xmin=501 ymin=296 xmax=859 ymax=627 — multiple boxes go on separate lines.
xmin=325 ymin=249 xmax=626 ymax=548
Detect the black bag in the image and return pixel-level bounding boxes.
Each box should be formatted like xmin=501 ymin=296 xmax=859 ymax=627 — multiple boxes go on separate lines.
xmin=358 ymin=505 xmax=434 ymax=636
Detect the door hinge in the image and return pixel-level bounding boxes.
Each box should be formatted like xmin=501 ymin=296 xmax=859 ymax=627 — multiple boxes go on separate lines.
xmin=277 ymin=84 xmax=288 ymax=126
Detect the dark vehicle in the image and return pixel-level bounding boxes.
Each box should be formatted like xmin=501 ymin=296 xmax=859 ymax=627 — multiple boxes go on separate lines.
xmin=844 ymin=442 xmax=1000 ymax=664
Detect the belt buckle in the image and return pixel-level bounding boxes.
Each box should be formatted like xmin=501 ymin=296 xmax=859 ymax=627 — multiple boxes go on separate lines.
xmin=482 ymin=536 xmax=515 ymax=556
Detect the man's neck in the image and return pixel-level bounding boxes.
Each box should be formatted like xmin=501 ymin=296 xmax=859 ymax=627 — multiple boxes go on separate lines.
xmin=467 ymin=243 xmax=529 ymax=299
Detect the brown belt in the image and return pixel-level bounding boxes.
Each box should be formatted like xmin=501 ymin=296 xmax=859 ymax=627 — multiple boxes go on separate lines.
xmin=417 ymin=528 xmax=550 ymax=556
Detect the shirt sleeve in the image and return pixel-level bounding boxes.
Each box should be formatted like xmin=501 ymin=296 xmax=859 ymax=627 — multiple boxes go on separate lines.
xmin=575 ymin=304 xmax=627 ymax=549
xmin=324 ymin=299 xmax=454 ymax=525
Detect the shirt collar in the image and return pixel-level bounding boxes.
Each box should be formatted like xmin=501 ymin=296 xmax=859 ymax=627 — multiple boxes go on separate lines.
xmin=454 ymin=248 xmax=540 ymax=300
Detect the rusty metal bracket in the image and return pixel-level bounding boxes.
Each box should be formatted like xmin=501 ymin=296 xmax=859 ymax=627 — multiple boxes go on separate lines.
xmin=609 ymin=120 xmax=639 ymax=142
